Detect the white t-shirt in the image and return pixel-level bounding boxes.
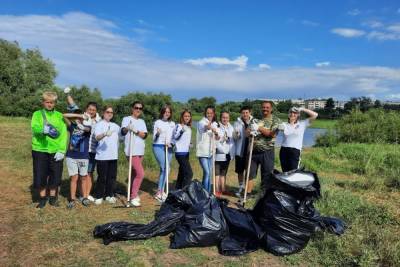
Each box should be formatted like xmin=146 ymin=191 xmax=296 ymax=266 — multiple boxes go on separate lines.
xmin=172 ymin=124 xmax=192 ymax=153
xmin=93 ymin=120 xmax=121 ymax=160
xmin=121 ymin=116 xmax=148 ymax=156
xmin=153 ymin=119 xmax=175 ymax=145
xmin=281 ymin=119 xmax=310 ymax=150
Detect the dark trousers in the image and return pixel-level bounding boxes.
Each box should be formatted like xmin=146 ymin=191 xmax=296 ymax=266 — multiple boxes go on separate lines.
xmin=175 ymin=154 xmax=193 ymax=189
xmin=249 ymin=148 xmax=275 ymax=190
xmin=32 ymin=150 xmax=63 ymax=189
xmin=279 ymin=146 xmax=300 ymax=172
xmin=95 ymin=160 xmax=118 ymax=199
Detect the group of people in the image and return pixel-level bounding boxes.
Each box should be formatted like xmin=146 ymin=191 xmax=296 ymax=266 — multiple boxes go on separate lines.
xmin=31 ymin=91 xmax=318 ymax=209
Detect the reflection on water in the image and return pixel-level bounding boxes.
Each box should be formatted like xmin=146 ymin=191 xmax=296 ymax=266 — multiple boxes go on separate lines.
xmin=276 ymin=128 xmax=327 ymax=148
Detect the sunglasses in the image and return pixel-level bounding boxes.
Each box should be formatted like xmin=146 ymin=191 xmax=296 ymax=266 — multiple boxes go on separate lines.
xmin=133 ymin=106 xmax=143 ymax=110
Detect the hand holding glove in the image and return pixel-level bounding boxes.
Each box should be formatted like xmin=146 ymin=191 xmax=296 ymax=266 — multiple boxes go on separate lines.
xmin=105 ymin=129 xmax=113 ymax=137
xmin=54 ymin=152 xmax=64 ymax=161
xmin=278 ymin=123 xmax=285 ymax=131
xmin=82 ymin=112 xmax=90 ymax=120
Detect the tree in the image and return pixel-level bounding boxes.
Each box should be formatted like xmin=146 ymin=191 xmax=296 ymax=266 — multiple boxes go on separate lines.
xmin=325 ymin=98 xmax=335 ymax=111
xmin=374 ymin=100 xmax=382 ymax=108
xmin=0 ymin=39 xmax=57 ymax=116
xmin=276 ymin=100 xmax=292 ymax=113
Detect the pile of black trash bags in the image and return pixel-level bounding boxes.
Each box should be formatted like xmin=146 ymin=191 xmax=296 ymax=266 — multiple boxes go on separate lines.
xmin=93 ymin=170 xmax=346 ymax=256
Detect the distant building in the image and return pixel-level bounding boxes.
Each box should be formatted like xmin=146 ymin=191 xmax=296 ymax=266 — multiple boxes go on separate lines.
xmin=291 ymin=99 xmax=305 ymax=108
xmin=305 ymin=99 xmax=327 ymax=110
xmin=384 ymin=101 xmax=400 ymax=105
xmin=334 ymin=100 xmax=347 ymax=109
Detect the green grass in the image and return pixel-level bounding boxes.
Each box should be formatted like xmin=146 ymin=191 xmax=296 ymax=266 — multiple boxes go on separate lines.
xmin=309 ymin=119 xmax=336 ymax=129
xmin=0 ymin=116 xmax=399 ymax=267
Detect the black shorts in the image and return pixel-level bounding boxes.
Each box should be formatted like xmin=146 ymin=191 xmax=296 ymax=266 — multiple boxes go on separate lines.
xmin=32 ymin=150 xmax=64 ymax=189
xmin=215 ymin=160 xmax=230 ymax=176
xmin=249 ymin=149 xmax=275 ymax=182
xmin=235 ymin=156 xmax=247 ymax=174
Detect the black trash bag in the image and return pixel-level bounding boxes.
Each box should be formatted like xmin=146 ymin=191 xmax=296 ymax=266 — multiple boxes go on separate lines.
xmin=317 ymin=216 xmax=347 ymax=235
xmin=252 ymin=170 xmax=325 ymax=256
xmin=218 ymin=200 xmax=265 ymax=256
xmin=170 ymin=195 xmax=227 ymax=248
xmin=93 ymin=204 xmax=184 ymax=245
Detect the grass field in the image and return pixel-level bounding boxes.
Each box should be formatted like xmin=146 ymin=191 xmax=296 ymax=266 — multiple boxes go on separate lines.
xmin=0 ymin=116 xmax=399 ymax=266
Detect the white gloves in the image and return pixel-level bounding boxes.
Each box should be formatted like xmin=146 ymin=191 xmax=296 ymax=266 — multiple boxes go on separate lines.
xmin=54 ymin=152 xmax=64 ymax=161
xmin=76 ymin=123 xmax=85 ymax=131
xmin=127 ymin=124 xmax=138 ymax=134
xmin=82 ymin=112 xmax=90 ymax=120
xmin=105 ymin=129 xmax=113 ymax=137
xmin=64 ymin=87 xmax=71 ymax=94
xmin=234 ymin=130 xmax=241 ymax=139
xmin=183 ymin=125 xmax=190 ymax=132
xmin=278 ymin=123 xmax=285 ymax=131
xmin=43 ymin=124 xmax=51 ymax=134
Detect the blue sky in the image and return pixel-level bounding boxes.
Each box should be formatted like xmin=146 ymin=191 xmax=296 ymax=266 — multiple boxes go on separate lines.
xmin=1 ymin=0 xmax=400 ymax=101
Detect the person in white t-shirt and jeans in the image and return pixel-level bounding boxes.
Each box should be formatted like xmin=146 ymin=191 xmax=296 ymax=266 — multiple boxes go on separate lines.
xmin=93 ymin=105 xmax=121 ymax=205
xmin=121 ymin=101 xmax=148 ymax=207
xmin=153 ymin=105 xmax=175 ymax=202
xmin=279 ymin=107 xmax=318 ymax=172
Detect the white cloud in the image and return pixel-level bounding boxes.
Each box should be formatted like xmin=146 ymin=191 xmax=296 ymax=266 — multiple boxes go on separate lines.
xmin=331 ymin=28 xmax=366 ymax=38
xmin=302 ymin=48 xmax=314 ymax=52
xmin=0 ymin=12 xmax=399 ymax=100
xmin=387 ymin=23 xmax=400 ymax=33
xmin=367 ymin=31 xmax=400 ymax=41
xmin=386 ymin=93 xmax=400 ymax=99
xmin=185 ymin=55 xmax=248 ymax=71
xmin=362 ymin=20 xmax=384 ymax=29
xmin=315 ymin=62 xmax=331 ymax=67
xmin=258 ymin=64 xmax=271 ymax=70
xmin=301 ymin=20 xmax=319 ymax=27
xmin=348 ymin=9 xmax=361 ymax=16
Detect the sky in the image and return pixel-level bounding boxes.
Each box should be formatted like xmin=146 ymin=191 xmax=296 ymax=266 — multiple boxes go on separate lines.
xmin=1 ymin=0 xmax=400 ymax=101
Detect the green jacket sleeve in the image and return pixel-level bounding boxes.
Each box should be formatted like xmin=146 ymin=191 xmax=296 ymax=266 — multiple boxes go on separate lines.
xmin=31 ymin=111 xmax=44 ymax=136
xmin=57 ymin=113 xmax=68 ymax=153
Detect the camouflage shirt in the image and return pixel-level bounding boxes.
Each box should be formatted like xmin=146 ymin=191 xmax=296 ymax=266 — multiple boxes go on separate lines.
xmin=253 ymin=115 xmax=281 ymax=152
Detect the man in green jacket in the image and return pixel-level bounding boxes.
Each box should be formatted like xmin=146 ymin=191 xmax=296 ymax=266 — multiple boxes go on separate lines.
xmin=31 ymin=91 xmax=67 ymax=208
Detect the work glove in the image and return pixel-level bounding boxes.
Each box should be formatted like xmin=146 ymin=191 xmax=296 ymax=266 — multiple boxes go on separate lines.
xmin=105 ymin=129 xmax=113 ymax=137
xmin=127 ymin=124 xmax=138 ymax=134
xmin=54 ymin=152 xmax=64 ymax=161
xmin=43 ymin=124 xmax=51 ymax=135
xmin=298 ymin=107 xmax=304 ymax=112
xmin=250 ymin=130 xmax=259 ymax=137
xmin=64 ymin=87 xmax=71 ymax=94
xmin=183 ymin=125 xmax=190 ymax=132
xmin=278 ymin=123 xmax=285 ymax=131
xmin=76 ymin=123 xmax=85 ymax=131
xmin=291 ymin=107 xmax=300 ymax=113
xmin=250 ymin=122 xmax=259 ymax=132
xmin=82 ymin=112 xmax=90 ymax=120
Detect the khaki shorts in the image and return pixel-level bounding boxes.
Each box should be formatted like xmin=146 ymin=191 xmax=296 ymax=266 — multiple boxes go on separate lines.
xmin=66 ymin=157 xmax=89 ymax=177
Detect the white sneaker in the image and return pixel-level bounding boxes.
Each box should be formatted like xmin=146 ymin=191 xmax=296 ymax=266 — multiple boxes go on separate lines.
xmin=162 ymin=192 xmax=168 ymax=201
xmin=105 ymin=196 xmax=117 ymax=204
xmin=235 ymin=185 xmax=244 ymax=198
xmin=88 ymin=195 xmax=95 ymax=202
xmin=78 ymin=196 xmax=84 ymax=202
xmin=154 ymin=192 xmax=164 ymax=203
xmin=129 ymin=196 xmax=141 ymax=207
xmin=94 ymin=198 xmax=103 ymax=205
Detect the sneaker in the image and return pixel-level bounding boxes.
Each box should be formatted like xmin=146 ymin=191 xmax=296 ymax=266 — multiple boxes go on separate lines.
xmin=67 ymin=200 xmax=76 ymax=209
xmin=235 ymin=186 xmax=244 ymax=198
xmin=154 ymin=192 xmax=163 ymax=202
xmin=81 ymin=198 xmax=90 ymax=207
xmin=78 ymin=196 xmax=84 ymax=202
xmin=36 ymin=197 xmax=47 ymax=209
xmin=94 ymin=198 xmax=103 ymax=205
xmin=215 ymin=191 xmax=222 ymax=198
xmin=105 ymin=196 xmax=117 ymax=204
xmin=48 ymin=196 xmax=59 ymax=207
xmin=129 ymin=196 xmax=141 ymax=207
xmin=87 ymin=195 xmax=95 ymax=202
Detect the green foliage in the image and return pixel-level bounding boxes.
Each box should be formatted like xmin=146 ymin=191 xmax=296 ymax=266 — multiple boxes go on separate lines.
xmin=0 ymin=40 xmax=56 ymax=116
xmin=314 ymin=129 xmax=339 ymax=147
xmin=337 ymin=108 xmax=400 ymax=144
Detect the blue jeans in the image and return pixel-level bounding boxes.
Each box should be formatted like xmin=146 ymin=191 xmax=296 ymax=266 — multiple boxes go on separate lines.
xmin=199 ymin=157 xmax=213 ymax=192
xmin=153 ymin=145 xmax=173 ymax=191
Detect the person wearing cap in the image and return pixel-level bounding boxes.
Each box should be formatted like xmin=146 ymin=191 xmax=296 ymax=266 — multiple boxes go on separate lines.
xmin=121 ymin=101 xmax=148 ymax=207
xmin=279 ymin=107 xmax=318 ymax=172
xmin=31 ymin=91 xmax=68 ymax=208
xmin=247 ymin=100 xmax=281 ymax=193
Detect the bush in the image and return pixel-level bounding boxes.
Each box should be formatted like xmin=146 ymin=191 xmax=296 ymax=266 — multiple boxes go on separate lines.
xmin=314 ymin=130 xmax=339 ymax=147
